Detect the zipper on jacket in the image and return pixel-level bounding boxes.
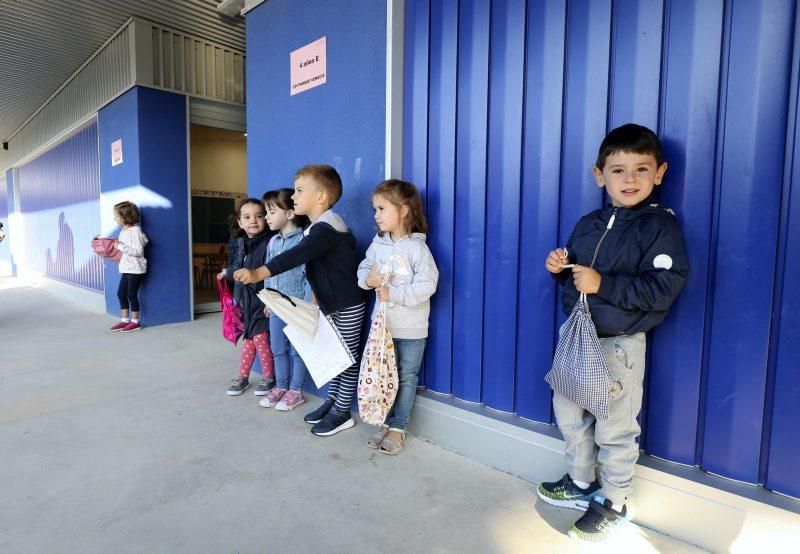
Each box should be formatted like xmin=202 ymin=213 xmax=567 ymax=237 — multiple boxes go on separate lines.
xmin=589 ymin=207 xmax=618 ymax=269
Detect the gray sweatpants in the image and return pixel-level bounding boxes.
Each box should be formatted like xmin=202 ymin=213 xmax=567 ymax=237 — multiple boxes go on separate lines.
xmin=552 ymin=332 xmax=646 ymax=506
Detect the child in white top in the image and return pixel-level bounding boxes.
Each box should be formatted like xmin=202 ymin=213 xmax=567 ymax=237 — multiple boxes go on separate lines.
xmin=110 ymin=201 xmax=148 ymax=333
xmin=357 ymin=179 xmax=439 ymax=454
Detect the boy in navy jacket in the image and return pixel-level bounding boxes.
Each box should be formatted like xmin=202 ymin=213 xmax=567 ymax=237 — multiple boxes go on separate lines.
xmin=538 ymin=124 xmax=689 ymax=543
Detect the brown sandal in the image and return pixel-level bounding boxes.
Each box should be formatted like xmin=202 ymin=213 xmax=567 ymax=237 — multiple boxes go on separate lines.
xmin=379 ymin=431 xmax=405 ymax=455
xmin=367 ymin=427 xmax=389 ymax=449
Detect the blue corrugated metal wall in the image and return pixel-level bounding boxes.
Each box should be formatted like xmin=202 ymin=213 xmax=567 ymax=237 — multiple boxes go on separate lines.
xmin=0 ymin=175 xmax=7 ymax=222
xmin=403 ymin=0 xmax=800 ymax=499
xmin=0 ymin=173 xmax=10 ymax=274
xmin=16 ymin=124 xmax=103 ymax=291
xmin=2 ymin=168 xmax=17 ymax=276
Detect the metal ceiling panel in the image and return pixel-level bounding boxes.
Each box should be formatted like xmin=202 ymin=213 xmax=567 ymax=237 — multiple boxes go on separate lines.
xmin=1 ymin=16 xmax=246 ymax=172
xmin=0 ymin=0 xmax=244 ymax=143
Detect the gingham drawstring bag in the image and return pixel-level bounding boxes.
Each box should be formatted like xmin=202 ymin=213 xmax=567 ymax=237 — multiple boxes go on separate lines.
xmin=545 ymin=292 xmax=612 ymax=419
xmin=544 ymin=208 xmax=619 ymax=420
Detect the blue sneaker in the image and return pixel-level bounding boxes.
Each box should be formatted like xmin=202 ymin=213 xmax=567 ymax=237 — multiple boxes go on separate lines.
xmin=310 ymin=408 xmax=355 ymax=436
xmin=303 ymin=397 xmax=335 ymax=424
xmin=568 ymin=497 xmax=629 ymax=543
xmin=536 ymin=474 xmax=601 ymax=510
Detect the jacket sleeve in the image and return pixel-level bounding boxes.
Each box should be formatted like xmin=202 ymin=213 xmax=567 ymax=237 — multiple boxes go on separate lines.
xmin=357 ymin=242 xmax=377 ymax=290
xmin=595 ymin=217 xmax=689 ymax=311
xmin=116 ymin=227 xmax=147 ymax=257
xmin=388 ymin=244 xmax=439 ymax=307
xmin=265 ymin=223 xmax=339 ymax=276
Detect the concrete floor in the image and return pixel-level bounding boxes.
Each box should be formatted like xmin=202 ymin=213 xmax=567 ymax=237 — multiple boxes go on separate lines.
xmin=0 ymin=276 xmax=703 ymax=553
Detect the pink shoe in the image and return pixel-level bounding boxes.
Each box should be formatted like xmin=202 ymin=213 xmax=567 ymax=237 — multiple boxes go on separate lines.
xmin=259 ymin=387 xmax=287 ymax=408
xmin=275 ymin=390 xmax=306 ymax=411
xmin=110 ymin=321 xmax=129 ymax=332
xmin=120 ymin=322 xmax=142 ymax=333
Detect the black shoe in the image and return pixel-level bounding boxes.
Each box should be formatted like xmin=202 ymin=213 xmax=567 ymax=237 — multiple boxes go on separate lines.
xmin=536 ymin=474 xmax=601 ymax=511
xmin=303 ymin=398 xmax=335 ymax=424
xmin=227 ymin=376 xmax=250 ymax=396
xmin=253 ymin=377 xmax=275 ymax=396
xmin=568 ymin=497 xmax=628 ymax=543
xmin=310 ymin=408 xmax=355 ymax=436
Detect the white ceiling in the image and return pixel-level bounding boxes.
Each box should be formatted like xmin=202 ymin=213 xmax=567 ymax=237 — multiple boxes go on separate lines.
xmin=0 ymin=0 xmax=245 ymax=143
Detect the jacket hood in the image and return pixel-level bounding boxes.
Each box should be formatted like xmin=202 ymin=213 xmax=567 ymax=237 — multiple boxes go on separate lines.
xmin=373 ymin=232 xmax=428 ymax=245
xmin=314 ymin=210 xmax=349 ymax=233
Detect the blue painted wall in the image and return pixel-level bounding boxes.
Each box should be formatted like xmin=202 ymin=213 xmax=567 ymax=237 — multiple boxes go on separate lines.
xmin=245 ymin=0 xmax=386 ymax=383
xmin=97 ymin=86 xmax=191 ymax=326
xmin=15 ymin=124 xmax=103 ymax=290
xmin=245 ymin=0 xmax=385 ymax=246
xmin=3 ymin=169 xmax=16 ymax=276
xmin=764 ymin=4 xmax=800 ymax=498
xmin=0 ymin=171 xmax=11 ymax=275
xmin=404 ymin=0 xmax=800 ymax=499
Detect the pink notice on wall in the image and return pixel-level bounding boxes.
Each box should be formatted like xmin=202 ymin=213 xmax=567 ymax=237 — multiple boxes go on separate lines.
xmin=111 ymin=139 xmax=123 ymax=166
xmin=290 ymin=36 xmax=327 ymax=96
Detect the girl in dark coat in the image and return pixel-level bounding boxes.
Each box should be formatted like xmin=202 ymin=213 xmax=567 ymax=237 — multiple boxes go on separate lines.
xmin=218 ymin=198 xmax=275 ymax=396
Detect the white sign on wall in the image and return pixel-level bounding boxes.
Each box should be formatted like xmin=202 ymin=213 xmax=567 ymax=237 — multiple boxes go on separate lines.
xmin=290 ymin=37 xmax=327 ymax=96
xmin=111 ymin=139 xmax=123 ymax=166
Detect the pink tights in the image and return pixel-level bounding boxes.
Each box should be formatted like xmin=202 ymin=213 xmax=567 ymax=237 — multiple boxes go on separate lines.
xmin=239 ymin=331 xmax=274 ymax=379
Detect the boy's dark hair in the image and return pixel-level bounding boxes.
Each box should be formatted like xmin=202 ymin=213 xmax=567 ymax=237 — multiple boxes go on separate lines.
xmin=373 ymin=179 xmax=428 ymax=236
xmin=262 ymin=188 xmax=310 ymax=229
xmin=294 ymin=164 xmax=343 ymax=206
xmin=114 ymin=201 xmax=140 ymax=225
xmin=595 ymin=123 xmax=664 ymax=169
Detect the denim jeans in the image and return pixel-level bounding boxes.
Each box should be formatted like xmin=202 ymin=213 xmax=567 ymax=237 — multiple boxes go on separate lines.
xmin=269 ymin=314 xmax=308 ymax=391
xmin=552 ymin=332 xmax=646 ymax=506
xmin=384 ymin=338 xmax=427 ymax=431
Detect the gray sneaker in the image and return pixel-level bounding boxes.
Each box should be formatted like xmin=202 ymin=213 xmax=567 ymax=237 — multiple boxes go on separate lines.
xmin=568 ymin=497 xmax=629 ymax=543
xmin=227 ymin=376 xmax=250 ymax=396
xmin=537 ymin=474 xmax=601 ymax=511
xmin=253 ymin=377 xmax=275 ymax=396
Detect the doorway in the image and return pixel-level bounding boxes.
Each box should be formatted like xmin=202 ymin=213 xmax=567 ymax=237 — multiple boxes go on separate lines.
xmin=189 ymin=124 xmax=247 ymax=313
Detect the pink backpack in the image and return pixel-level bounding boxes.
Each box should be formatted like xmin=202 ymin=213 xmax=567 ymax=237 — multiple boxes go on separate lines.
xmin=90 ymin=237 xmax=122 ymax=263
xmin=217 ymin=278 xmax=244 ymax=346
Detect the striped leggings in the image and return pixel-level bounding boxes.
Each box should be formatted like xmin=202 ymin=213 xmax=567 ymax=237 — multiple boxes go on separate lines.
xmin=326 ymin=302 xmax=366 ymax=412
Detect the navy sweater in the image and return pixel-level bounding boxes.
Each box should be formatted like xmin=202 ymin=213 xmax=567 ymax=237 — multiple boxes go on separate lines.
xmin=266 ymin=221 xmax=365 ymax=315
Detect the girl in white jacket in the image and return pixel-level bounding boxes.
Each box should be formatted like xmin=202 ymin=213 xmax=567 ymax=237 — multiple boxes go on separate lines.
xmin=357 ymin=180 xmax=439 ymax=454
xmin=110 ymin=201 xmax=148 ymax=333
